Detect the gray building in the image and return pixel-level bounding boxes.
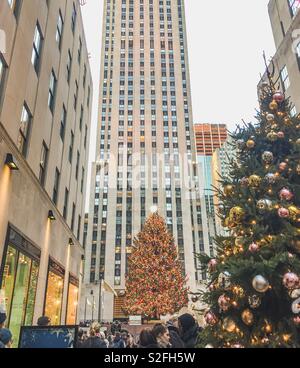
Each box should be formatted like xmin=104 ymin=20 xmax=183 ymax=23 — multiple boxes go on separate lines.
xmin=259 ymin=0 xmax=300 ymax=114
xmin=82 ymin=0 xmax=208 ymax=322
xmin=0 ymin=0 xmax=92 ymax=345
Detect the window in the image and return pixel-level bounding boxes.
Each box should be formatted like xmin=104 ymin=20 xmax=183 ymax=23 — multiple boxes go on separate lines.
xmin=66 ymin=50 xmax=72 ymax=83
xmin=60 ymin=105 xmax=67 ymax=141
xmin=52 ymin=168 xmax=60 ymax=205
xmin=48 ymin=70 xmax=57 ymax=112
xmin=7 ymin=0 xmax=21 ymax=18
xmin=0 ymin=54 xmax=7 ymax=102
xmin=31 ymin=23 xmax=43 ymax=74
xmin=39 ymin=142 xmax=48 ymax=187
xmin=71 ymin=2 xmax=77 ymax=33
xmin=56 ymin=10 xmax=64 ymax=49
xmin=288 ymin=0 xmax=300 ymax=17
xmin=280 ymin=66 xmax=290 ymax=91
xmin=17 ymin=103 xmax=32 ymax=157
xmin=69 ymin=131 xmax=74 ymax=163
xmin=63 ymin=188 xmax=69 ymax=219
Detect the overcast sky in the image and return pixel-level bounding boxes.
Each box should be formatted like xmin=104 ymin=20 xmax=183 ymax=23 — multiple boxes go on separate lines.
xmin=81 ymin=0 xmax=275 ymax=208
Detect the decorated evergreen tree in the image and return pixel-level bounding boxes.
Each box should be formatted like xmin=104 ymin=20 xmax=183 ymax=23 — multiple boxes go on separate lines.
xmin=124 ymin=212 xmax=189 ymax=319
xmin=198 ymin=78 xmax=300 ymax=348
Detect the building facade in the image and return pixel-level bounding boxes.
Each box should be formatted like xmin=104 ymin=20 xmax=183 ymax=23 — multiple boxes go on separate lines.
xmin=212 ymin=136 xmax=236 ymax=236
xmin=82 ymin=0 xmax=208 ymax=322
xmin=194 ymin=124 xmax=228 ymax=254
xmin=258 ymin=0 xmax=300 ymax=113
xmin=0 ymin=0 xmax=92 ymax=344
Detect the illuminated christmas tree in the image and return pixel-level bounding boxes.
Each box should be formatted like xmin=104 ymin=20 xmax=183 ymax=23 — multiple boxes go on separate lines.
xmin=124 ymin=212 xmax=189 ymax=319
xmin=198 ymin=76 xmax=300 ymax=348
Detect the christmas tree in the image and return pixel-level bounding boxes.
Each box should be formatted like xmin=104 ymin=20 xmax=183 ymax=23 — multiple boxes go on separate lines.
xmin=198 ymin=78 xmax=300 ymax=348
xmin=124 ymin=212 xmax=189 ymax=319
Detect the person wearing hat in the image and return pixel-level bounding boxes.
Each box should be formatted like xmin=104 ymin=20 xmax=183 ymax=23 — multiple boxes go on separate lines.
xmin=178 ymin=313 xmax=201 ymax=348
xmin=37 ymin=316 xmax=51 ymax=326
xmin=0 ymin=328 xmax=13 ymax=348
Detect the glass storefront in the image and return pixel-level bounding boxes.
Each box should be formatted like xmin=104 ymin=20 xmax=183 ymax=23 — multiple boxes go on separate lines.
xmin=66 ymin=275 xmax=79 ymax=325
xmin=44 ymin=259 xmax=65 ymax=325
xmin=0 ymin=227 xmax=40 ymax=347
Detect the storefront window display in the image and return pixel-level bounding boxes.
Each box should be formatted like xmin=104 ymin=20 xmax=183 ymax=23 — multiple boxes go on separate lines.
xmin=44 ymin=259 xmax=65 ymax=325
xmin=66 ymin=275 xmax=79 ymax=325
xmin=0 ymin=227 xmax=40 ymax=347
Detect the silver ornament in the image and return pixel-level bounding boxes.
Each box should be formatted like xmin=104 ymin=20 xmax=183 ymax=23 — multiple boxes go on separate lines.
xmin=236 ymin=139 xmax=245 ymax=150
xmin=252 ymin=275 xmax=270 ymax=293
xmin=218 ymin=271 xmax=231 ymax=290
xmin=262 ymin=151 xmax=274 ymax=164
xmin=256 ymin=199 xmax=273 ymax=213
xmin=292 ymin=297 xmax=300 ymax=314
xmin=264 ymin=173 xmax=276 ymax=185
xmin=289 ymin=289 xmax=300 ymax=299
xmin=266 ymin=113 xmax=275 ymax=122
xmin=223 ymin=317 xmax=236 ymax=332
xmin=248 ymin=294 xmax=262 ymax=309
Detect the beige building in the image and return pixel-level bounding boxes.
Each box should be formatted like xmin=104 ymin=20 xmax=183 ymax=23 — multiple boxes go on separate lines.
xmin=82 ymin=0 xmax=208 ymax=322
xmin=259 ymin=0 xmax=300 ymax=112
xmin=0 ymin=0 xmax=92 ymax=344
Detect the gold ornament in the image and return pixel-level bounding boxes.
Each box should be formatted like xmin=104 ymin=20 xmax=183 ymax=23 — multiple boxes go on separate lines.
xmin=269 ymin=101 xmax=278 ymax=111
xmin=223 ymin=317 xmax=236 ymax=333
xmin=232 ymin=285 xmax=245 ymax=298
xmin=248 ymin=175 xmax=261 ymax=188
xmin=284 ymin=117 xmax=292 ymax=126
xmin=271 ymin=124 xmax=278 ymax=130
xmin=241 ymin=309 xmax=254 ymax=326
xmin=288 ymin=206 xmax=300 ymax=221
xmin=229 ymin=207 xmax=245 ymax=223
xmin=267 ymin=131 xmax=278 ymax=142
xmin=224 ymin=185 xmax=234 ymax=197
xmin=246 ymin=139 xmax=255 ymax=149
xmin=277 ymin=111 xmax=285 ymax=118
xmin=296 ymin=164 xmax=300 ymax=175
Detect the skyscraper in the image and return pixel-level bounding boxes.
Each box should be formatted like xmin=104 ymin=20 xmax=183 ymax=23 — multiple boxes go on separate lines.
xmin=0 ymin=0 xmax=92 ymax=343
xmin=194 ymin=124 xmax=228 ymax=255
xmin=82 ymin=0 xmax=207 ymax=322
xmin=258 ymin=1 xmax=300 ymax=114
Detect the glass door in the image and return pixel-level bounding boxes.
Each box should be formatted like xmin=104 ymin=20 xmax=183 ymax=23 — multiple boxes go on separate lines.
xmin=0 ymin=246 xmax=39 ymax=347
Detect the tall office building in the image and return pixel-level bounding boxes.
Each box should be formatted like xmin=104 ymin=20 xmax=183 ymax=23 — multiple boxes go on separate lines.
xmin=0 ymin=0 xmax=92 ymax=343
xmin=82 ymin=0 xmax=208 ymax=322
xmin=259 ymin=1 xmax=300 ymax=113
xmin=212 ymin=136 xmax=236 ymax=236
xmin=194 ymin=124 xmax=227 ymax=255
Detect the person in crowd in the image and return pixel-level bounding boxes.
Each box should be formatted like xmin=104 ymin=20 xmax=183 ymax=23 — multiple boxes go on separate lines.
xmin=126 ymin=333 xmax=137 ymax=348
xmin=0 ymin=328 xmax=13 ymax=348
xmin=113 ymin=331 xmax=126 ymax=348
xmin=0 ymin=313 xmax=6 ymax=329
xmin=166 ymin=319 xmax=185 ymax=348
xmin=82 ymin=322 xmax=107 ymax=348
xmin=178 ymin=313 xmax=201 ymax=348
xmin=37 ymin=316 xmax=51 ymax=326
xmin=152 ymin=324 xmax=171 ymax=348
xmin=107 ymin=334 xmax=114 ymax=348
xmin=100 ymin=331 xmax=109 ymax=348
xmin=138 ymin=329 xmax=159 ymax=348
xmin=76 ymin=329 xmax=85 ymax=348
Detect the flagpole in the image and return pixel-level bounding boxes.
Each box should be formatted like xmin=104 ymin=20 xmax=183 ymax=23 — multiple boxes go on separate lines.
xmin=98 ymin=278 xmax=103 ymax=323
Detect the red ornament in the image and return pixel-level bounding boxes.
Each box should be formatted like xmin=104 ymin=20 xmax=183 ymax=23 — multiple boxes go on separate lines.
xmin=249 ymin=243 xmax=259 ymax=253
xmin=279 ymin=162 xmax=288 ymax=172
xmin=204 ymin=311 xmax=219 ymax=326
xmin=279 ymin=188 xmax=294 ymax=201
xmin=218 ymin=294 xmax=231 ymax=312
xmin=283 ymin=272 xmax=299 ymax=289
xmin=293 ymin=316 xmax=300 ymax=326
xmin=273 ymin=91 xmax=285 ymax=103
xmin=278 ymin=208 xmax=290 ymax=218
xmin=277 ymin=131 xmax=285 ymax=139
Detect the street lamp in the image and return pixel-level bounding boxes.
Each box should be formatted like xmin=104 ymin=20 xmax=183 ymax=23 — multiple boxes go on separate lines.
xmin=90 ymin=290 xmax=94 ymax=322
xmin=5 ymin=153 xmax=19 ymax=171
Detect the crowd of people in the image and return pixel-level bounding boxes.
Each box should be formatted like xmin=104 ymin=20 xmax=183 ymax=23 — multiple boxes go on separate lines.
xmin=0 ymin=310 xmax=201 ymax=349
xmin=77 ymin=313 xmax=201 ymax=349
